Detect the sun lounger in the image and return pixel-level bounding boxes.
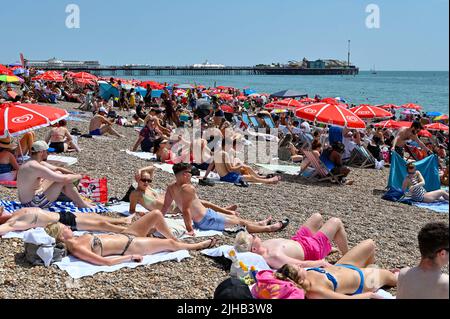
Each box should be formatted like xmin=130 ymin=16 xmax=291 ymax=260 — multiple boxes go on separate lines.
xmin=300 ymin=150 xmax=343 ymax=183
xmin=346 ymin=145 xmax=376 ymax=168
xmin=262 ymin=115 xmax=275 ymax=129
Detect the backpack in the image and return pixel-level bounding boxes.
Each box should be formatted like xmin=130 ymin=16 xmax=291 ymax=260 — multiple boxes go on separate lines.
xmin=24 ymin=242 xmax=67 ymax=266
xmin=251 ymin=270 xmax=305 ymax=299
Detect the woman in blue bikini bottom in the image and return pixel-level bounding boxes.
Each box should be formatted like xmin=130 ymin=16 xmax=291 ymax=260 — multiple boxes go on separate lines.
xmin=275 ymin=239 xmax=399 ymax=299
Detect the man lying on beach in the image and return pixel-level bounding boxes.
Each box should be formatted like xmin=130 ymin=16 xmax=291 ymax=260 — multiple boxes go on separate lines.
xmin=0 ymin=206 xmax=131 ymax=236
xmin=17 ymin=141 xmax=94 ymax=209
xmin=391 ymin=121 xmax=431 ymax=158
xmin=234 ymin=213 xmax=349 ymax=269
xmin=397 ymin=222 xmax=449 ymax=299
xmin=129 ymin=165 xmax=239 ymax=217
xmin=44 ymin=210 xmax=217 ymax=266
xmin=161 ymin=163 xmax=289 ymax=236
xmin=214 ymin=138 xmax=281 ymax=185
xmin=88 ymin=107 xmax=124 ymax=138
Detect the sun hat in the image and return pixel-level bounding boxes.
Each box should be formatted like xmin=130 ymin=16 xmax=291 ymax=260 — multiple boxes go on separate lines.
xmin=0 ymin=137 xmax=18 ymax=150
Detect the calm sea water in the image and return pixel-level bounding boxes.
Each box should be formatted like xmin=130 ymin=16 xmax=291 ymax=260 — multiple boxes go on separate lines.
xmin=124 ymin=71 xmax=449 ymax=114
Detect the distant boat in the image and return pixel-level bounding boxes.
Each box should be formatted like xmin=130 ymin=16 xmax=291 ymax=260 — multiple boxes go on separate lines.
xmin=371 ymin=65 xmax=377 ymax=74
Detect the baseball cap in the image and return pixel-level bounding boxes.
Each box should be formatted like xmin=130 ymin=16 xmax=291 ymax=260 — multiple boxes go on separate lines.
xmin=31 ymin=141 xmax=55 ymax=153
xmin=99 ymin=107 xmax=107 ymax=114
xmin=214 ymin=278 xmax=253 ymax=300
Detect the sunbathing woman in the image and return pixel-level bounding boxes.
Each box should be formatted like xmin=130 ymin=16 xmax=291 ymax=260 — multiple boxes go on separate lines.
xmin=275 ymin=240 xmax=398 ymax=299
xmin=402 ymin=162 xmax=449 ymax=202
xmin=45 ymin=119 xmax=80 ymax=153
xmin=0 ymin=206 xmax=131 ymax=236
xmin=0 ymin=138 xmax=20 ymax=182
xmin=44 ymin=211 xmax=217 ymax=266
xmin=129 ymin=165 xmax=239 ymax=217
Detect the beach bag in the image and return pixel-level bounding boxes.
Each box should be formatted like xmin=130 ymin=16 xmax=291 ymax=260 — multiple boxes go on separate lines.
xmin=77 ymin=176 xmax=108 ymax=204
xmin=382 ymin=187 xmax=412 ymax=205
xmin=24 ymin=242 xmax=67 ymax=266
xmin=251 ymin=270 xmax=305 ymax=299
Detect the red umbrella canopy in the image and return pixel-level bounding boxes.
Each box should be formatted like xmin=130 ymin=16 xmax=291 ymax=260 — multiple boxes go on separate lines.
xmin=216 ymin=93 xmax=233 ymax=101
xmin=0 ymin=102 xmax=68 ymax=138
xmin=418 ymin=129 xmax=433 ymax=138
xmin=74 ymin=78 xmax=96 ymax=86
xmin=32 ymin=71 xmax=64 ymax=82
xmin=401 ymin=103 xmax=422 ymax=110
xmin=379 ymin=104 xmax=401 ymax=110
xmin=220 ymin=105 xmax=235 ymax=113
xmin=265 ymin=98 xmax=304 ymax=110
xmin=300 ymin=97 xmax=315 ymax=104
xmin=0 ymin=64 xmax=13 ymax=75
xmin=374 ymin=120 xmax=400 ymax=129
xmin=296 ymin=102 xmax=366 ymax=129
xmin=424 ymin=123 xmax=449 ymax=131
xmin=140 ymin=81 xmax=164 ymax=90
xmin=349 ymin=105 xmax=393 ymax=119
xmin=72 ymin=72 xmax=98 ymax=81
xmin=236 ymin=95 xmax=247 ymax=101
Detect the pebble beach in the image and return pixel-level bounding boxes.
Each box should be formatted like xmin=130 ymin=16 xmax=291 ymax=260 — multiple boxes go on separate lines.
xmin=0 ymin=101 xmax=448 ymax=299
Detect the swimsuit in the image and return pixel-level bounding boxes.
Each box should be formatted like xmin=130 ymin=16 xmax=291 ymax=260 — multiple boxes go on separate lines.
xmin=193 ymin=208 xmax=226 ymax=231
xmin=408 ymin=174 xmax=426 ymax=202
xmin=220 ymin=172 xmax=243 ymax=184
xmin=49 ymin=142 xmax=65 ymax=153
xmin=22 ymin=193 xmax=52 ymax=209
xmin=90 ymin=233 xmax=136 ymax=257
xmin=307 ymin=264 xmax=365 ymax=295
xmin=0 ymin=163 xmax=13 ymax=174
xmin=58 ymin=212 xmax=78 ymax=230
xmin=291 ymin=226 xmax=332 ymax=261
xmin=90 ymin=129 xmax=102 ymax=136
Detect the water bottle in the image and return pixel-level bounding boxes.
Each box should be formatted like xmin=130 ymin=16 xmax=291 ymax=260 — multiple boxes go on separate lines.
xmin=228 ymin=250 xmax=241 ymax=278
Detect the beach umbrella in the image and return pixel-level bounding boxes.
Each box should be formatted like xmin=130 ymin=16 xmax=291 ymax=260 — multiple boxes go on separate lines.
xmin=424 ymin=123 xmax=449 ymax=131
xmin=32 ymin=71 xmax=64 ymax=82
xmin=175 ymin=84 xmax=194 ymax=90
xmin=72 ymin=72 xmax=98 ymax=81
xmin=401 ymin=103 xmax=422 ymax=110
xmin=243 ymin=89 xmax=257 ymax=96
xmin=13 ymin=68 xmax=25 ymax=75
xmin=401 ymin=109 xmax=420 ymax=115
xmin=418 ymin=130 xmax=433 ymax=138
xmin=0 ymin=64 xmax=13 ymax=75
xmin=216 ymin=93 xmax=233 ymax=101
xmin=434 ymin=115 xmax=449 ymax=122
xmin=379 ymin=104 xmax=401 ymax=110
xmin=300 ymin=97 xmax=315 ymax=104
xmin=0 ymin=102 xmax=68 ymax=138
xmin=140 ymin=81 xmax=164 ymax=90
xmin=295 ymin=101 xmax=366 ymax=129
xmin=265 ymin=99 xmax=304 ymax=110
xmin=374 ymin=120 xmax=401 ymax=129
xmin=174 ymin=89 xmax=187 ymax=97
xmin=349 ymin=105 xmax=393 ymax=119
xmin=426 ymin=111 xmax=442 ymax=117
xmin=98 ymin=81 xmax=120 ymax=100
xmin=0 ymin=74 xmax=23 ymax=83
xmin=270 ymin=89 xmax=308 ymax=98
xmin=321 ymin=98 xmax=348 ymax=108
xmin=236 ymin=95 xmax=247 ymax=101
xmin=270 ymin=109 xmax=289 ymax=114
xmin=74 ymin=78 xmax=96 ymax=86
xmin=220 ymin=105 xmax=235 ymax=113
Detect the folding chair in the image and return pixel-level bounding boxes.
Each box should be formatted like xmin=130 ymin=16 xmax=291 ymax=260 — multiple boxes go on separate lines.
xmin=249 ymin=115 xmax=261 ymax=129
xmin=262 ymin=114 xmax=275 ymax=129
xmin=241 ymin=112 xmax=252 ymax=128
xmin=346 ymin=145 xmax=376 ymax=168
xmin=300 ymin=150 xmax=343 ymax=184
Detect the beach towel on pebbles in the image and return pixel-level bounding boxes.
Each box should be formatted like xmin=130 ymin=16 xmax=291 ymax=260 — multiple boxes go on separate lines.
xmin=122 ymin=150 xmax=157 ymax=161
xmin=0 ymin=200 xmax=109 ymax=214
xmin=54 ymin=250 xmax=191 ymax=279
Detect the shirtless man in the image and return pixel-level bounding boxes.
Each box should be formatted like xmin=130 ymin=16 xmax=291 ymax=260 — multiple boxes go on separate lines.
xmin=214 ymin=138 xmax=281 ymax=185
xmin=397 ymin=222 xmax=449 ymax=299
xmin=17 ymin=141 xmax=94 ymax=209
xmin=89 ymin=107 xmax=123 ymax=138
xmin=234 ymin=213 xmax=349 ymax=269
xmin=0 ymin=206 xmax=131 ymax=236
xmin=161 ymin=163 xmax=289 ymax=236
xmin=391 ymin=121 xmax=431 ymax=158
xmin=129 ymin=165 xmax=240 ymax=217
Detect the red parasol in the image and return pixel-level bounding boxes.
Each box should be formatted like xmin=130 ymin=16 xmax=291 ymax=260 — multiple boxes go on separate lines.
xmin=424 ymin=123 xmax=449 ymax=131
xmin=349 ymin=105 xmax=393 ymax=119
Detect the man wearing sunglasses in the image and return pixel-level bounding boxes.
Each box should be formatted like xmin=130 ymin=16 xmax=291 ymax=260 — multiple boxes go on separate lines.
xmin=397 ymin=222 xmax=449 ymax=299
xmin=162 ymin=163 xmax=288 ymax=236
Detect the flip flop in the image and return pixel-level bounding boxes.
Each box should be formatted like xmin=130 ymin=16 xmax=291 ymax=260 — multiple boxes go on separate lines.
xmin=277 ymin=219 xmax=290 ymax=231
xmin=207 ymin=238 xmax=218 ymax=249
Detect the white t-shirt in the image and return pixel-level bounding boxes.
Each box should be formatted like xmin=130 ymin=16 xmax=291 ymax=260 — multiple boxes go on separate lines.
xmin=342 ymin=136 xmax=356 ymax=159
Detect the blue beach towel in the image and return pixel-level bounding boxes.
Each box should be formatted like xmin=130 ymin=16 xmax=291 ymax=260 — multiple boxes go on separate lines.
xmin=413 ymin=201 xmax=449 ymax=214
xmin=0 ymin=200 xmax=109 ymax=214
xmin=388 ymin=152 xmax=440 ymax=192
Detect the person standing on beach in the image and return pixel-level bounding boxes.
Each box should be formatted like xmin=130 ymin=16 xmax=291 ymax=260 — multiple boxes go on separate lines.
xmin=391 ymin=121 xmax=431 ymax=158
xmin=161 ymin=163 xmax=289 ymax=236
xmin=17 ymin=141 xmax=94 ymax=209
xmin=397 ymin=222 xmax=449 ymax=299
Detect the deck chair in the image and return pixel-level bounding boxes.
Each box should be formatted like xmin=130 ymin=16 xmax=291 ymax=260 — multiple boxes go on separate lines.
xmin=300 ymin=150 xmax=343 ymax=184
xmin=241 ymin=112 xmax=252 ymax=128
xmin=346 ymin=145 xmax=376 ymax=168
xmin=262 ymin=114 xmax=275 ymax=129
xmin=249 ymin=115 xmax=261 ymax=129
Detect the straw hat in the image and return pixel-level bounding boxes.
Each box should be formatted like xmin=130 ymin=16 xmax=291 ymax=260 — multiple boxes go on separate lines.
xmin=0 ymin=136 xmax=18 ymax=150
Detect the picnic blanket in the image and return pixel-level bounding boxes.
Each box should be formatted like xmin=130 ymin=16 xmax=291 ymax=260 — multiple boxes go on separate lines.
xmin=0 ymin=200 xmax=109 ymax=214
xmin=122 ymin=150 xmax=157 ymax=161
xmin=256 ymin=164 xmax=300 ymax=176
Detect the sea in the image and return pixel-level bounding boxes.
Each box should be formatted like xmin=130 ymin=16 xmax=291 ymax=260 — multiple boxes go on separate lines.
xmin=123 ymin=71 xmax=449 ymax=114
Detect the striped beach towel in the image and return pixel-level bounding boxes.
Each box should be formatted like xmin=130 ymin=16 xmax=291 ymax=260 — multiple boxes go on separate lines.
xmin=0 ymin=200 xmax=109 ymax=214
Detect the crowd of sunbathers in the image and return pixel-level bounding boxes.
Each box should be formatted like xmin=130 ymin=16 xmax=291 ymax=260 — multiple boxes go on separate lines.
xmin=1 ymin=72 xmax=449 ymax=299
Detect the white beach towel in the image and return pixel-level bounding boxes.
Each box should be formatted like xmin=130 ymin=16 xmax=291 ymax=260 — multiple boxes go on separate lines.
xmin=106 ymin=201 xmax=147 ymax=216
xmin=256 ymin=163 xmax=300 ymax=176
xmin=122 ymin=150 xmax=157 ymax=161
xmin=92 ymin=135 xmax=113 ymax=141
xmin=46 ymin=155 xmax=78 ymax=167
xmin=54 ymin=250 xmax=191 ymax=279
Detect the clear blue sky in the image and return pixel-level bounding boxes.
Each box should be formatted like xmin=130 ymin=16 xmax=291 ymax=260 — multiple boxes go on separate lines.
xmin=1 ymin=0 xmax=448 ymax=70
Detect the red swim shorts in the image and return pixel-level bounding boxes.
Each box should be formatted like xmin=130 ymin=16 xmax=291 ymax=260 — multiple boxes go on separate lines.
xmin=291 ymin=226 xmax=332 ymax=261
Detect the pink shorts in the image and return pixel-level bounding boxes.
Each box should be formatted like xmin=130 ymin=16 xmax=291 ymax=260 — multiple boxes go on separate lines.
xmin=291 ymin=226 xmax=332 ymax=261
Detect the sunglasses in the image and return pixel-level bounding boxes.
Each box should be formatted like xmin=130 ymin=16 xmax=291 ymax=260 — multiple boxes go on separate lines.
xmin=140 ymin=179 xmax=152 ymax=183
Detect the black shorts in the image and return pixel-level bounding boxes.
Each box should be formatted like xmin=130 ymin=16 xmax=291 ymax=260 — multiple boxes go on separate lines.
xmin=58 ymin=212 xmax=78 ymax=231
xmin=49 ymin=142 xmax=65 ymax=153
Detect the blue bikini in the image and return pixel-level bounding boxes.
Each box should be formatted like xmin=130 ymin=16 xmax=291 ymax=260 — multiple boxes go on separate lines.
xmin=307 ymin=264 xmax=365 ymax=295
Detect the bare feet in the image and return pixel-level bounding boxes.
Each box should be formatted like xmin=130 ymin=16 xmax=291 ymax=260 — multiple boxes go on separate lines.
xmin=199 ymin=237 xmax=218 ymax=250
xmin=268 ymin=176 xmax=282 ymax=184
xmin=226 ymin=204 xmax=238 ymax=211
